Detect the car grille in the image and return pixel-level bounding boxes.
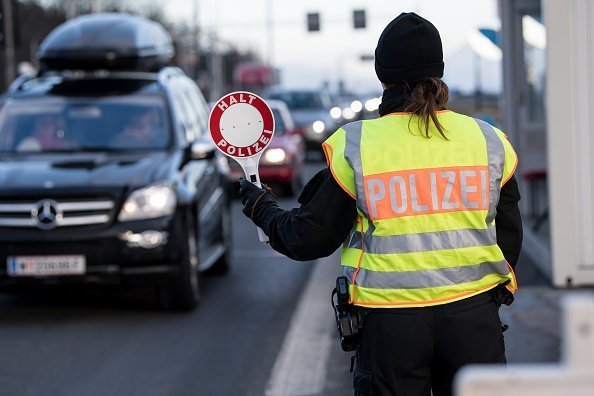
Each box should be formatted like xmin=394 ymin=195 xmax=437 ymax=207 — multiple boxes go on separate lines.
xmin=0 ymin=198 xmax=115 ymax=229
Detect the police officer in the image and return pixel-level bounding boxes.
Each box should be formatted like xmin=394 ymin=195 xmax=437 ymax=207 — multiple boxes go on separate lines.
xmin=239 ymin=12 xmax=522 ymax=396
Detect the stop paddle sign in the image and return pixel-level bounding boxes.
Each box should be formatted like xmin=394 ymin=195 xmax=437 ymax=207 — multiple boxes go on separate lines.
xmin=209 ymin=91 xmax=275 ymax=243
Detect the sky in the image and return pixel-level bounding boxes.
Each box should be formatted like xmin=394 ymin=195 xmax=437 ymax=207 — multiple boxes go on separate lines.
xmin=161 ymin=0 xmax=501 ymax=93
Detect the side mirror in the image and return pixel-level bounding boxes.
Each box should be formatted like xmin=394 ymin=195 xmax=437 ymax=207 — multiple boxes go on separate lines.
xmin=190 ymin=138 xmax=216 ymax=160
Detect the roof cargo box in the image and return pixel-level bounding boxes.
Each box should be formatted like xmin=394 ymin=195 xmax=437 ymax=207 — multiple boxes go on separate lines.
xmin=38 ymin=13 xmax=175 ymax=72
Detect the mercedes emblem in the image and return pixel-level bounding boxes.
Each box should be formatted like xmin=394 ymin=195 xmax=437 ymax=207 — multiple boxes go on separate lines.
xmin=31 ymin=199 xmax=63 ymax=230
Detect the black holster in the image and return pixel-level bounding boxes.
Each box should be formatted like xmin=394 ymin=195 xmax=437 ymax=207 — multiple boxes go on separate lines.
xmin=332 ymin=276 xmax=365 ymax=352
xmin=488 ymin=282 xmax=514 ymax=333
xmin=488 ymin=282 xmax=515 ymax=307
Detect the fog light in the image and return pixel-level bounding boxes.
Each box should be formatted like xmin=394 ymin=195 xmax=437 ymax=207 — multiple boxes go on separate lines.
xmin=120 ymin=230 xmax=168 ymax=249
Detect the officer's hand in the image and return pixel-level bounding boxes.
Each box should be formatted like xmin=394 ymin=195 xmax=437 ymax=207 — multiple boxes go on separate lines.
xmin=238 ymin=178 xmax=276 ymax=220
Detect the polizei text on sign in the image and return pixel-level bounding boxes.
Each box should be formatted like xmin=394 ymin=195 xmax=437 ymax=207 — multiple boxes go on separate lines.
xmin=216 ymin=129 xmax=273 ymax=156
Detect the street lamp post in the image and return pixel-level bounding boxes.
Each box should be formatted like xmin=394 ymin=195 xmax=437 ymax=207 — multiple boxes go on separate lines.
xmin=474 ymin=52 xmax=483 ymax=111
xmin=266 ymin=0 xmax=274 ymax=66
xmin=91 ymin=0 xmax=103 ymax=13
xmin=2 ymin=0 xmax=15 ymax=87
xmin=192 ymin=0 xmax=200 ymax=80
xmin=209 ymin=32 xmax=223 ymax=101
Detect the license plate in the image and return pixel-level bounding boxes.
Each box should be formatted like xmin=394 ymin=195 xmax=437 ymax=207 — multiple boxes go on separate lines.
xmin=7 ymin=255 xmax=86 ymax=277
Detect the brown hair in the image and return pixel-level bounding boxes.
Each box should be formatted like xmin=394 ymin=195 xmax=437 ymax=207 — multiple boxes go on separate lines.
xmin=400 ymin=77 xmax=449 ymax=139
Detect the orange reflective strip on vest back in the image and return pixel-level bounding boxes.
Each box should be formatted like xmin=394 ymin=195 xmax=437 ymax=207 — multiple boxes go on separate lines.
xmin=363 ymin=165 xmax=489 ymax=220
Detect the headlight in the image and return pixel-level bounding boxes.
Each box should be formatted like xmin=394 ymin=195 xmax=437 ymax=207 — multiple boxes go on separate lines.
xmin=350 ymin=100 xmax=363 ymax=113
xmin=365 ymin=98 xmax=381 ymax=112
xmin=342 ymin=107 xmax=356 ymax=120
xmin=263 ymin=148 xmax=287 ymax=164
xmin=118 ymin=182 xmax=176 ymax=221
xmin=312 ymin=120 xmax=325 ymax=134
xmin=330 ymin=106 xmax=342 ymax=119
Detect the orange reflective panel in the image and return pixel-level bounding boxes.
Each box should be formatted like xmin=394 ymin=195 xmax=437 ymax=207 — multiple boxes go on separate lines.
xmin=363 ymin=165 xmax=489 ymax=220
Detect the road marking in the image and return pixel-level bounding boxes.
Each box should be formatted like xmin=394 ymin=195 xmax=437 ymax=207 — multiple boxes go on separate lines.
xmin=265 ymin=250 xmax=341 ymax=396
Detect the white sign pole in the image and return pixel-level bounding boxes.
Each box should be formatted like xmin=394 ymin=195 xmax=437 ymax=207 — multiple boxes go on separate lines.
xmin=209 ymin=91 xmax=275 ymax=243
xmin=237 ymin=155 xmax=268 ymax=242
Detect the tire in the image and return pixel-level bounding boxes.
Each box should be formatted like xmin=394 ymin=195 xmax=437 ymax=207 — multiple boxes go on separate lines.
xmin=157 ymin=220 xmax=200 ymax=311
xmin=283 ymin=173 xmax=304 ymax=197
xmin=206 ymin=200 xmax=232 ymax=275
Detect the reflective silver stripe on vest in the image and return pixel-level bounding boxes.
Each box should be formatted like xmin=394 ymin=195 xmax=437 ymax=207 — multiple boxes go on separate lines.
xmin=343 ymin=260 xmax=509 ymax=290
xmin=342 ymin=120 xmax=376 ymax=249
xmin=474 ymin=118 xmax=505 ymax=224
xmin=343 ymin=121 xmax=368 ymax=217
xmin=346 ymin=224 xmax=496 ymax=254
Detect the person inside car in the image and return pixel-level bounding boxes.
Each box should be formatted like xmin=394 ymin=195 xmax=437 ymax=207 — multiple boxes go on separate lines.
xmin=111 ymin=107 xmax=163 ymax=149
xmin=17 ymin=114 xmax=68 ymax=151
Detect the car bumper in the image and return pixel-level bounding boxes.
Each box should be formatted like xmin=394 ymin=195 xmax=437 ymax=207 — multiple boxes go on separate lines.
xmin=0 ymin=213 xmax=188 ymax=287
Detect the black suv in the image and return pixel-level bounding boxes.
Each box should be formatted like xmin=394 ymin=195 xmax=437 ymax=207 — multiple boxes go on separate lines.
xmin=0 ymin=13 xmax=231 ymax=310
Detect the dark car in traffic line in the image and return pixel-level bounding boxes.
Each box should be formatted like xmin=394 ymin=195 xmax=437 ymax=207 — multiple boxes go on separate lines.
xmin=0 ymin=13 xmax=231 ymax=310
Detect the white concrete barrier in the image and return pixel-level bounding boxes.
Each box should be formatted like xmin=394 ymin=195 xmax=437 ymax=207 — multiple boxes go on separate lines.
xmin=455 ymin=293 xmax=594 ymax=396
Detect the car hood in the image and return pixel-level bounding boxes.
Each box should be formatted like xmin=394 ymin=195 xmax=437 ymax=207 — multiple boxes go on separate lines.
xmin=0 ymin=151 xmax=175 ymax=189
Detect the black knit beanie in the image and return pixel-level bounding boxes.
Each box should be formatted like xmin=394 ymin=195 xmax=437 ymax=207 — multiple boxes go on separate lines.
xmin=375 ymin=12 xmax=444 ymax=84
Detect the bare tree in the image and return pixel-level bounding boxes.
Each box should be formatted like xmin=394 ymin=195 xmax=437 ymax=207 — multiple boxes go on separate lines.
xmin=4 ymin=0 xmax=261 ymax=97
xmin=0 ymin=1 xmax=66 ymax=89
xmin=42 ymin=0 xmax=168 ymax=22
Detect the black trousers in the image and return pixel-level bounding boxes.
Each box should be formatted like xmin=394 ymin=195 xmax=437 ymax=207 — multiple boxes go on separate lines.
xmin=353 ymin=291 xmax=506 ymax=396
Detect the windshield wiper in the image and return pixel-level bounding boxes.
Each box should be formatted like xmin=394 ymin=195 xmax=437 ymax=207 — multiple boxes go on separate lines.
xmin=75 ymin=146 xmax=127 ymax=152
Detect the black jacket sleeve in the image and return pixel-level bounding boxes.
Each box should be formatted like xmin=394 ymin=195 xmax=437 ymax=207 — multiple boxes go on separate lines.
xmin=495 ymin=175 xmax=523 ymax=269
xmin=250 ymin=168 xmax=357 ymax=261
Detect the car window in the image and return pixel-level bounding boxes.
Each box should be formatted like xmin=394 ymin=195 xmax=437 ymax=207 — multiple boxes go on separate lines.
xmin=182 ymin=83 xmax=209 ymax=136
xmin=180 ymin=91 xmax=202 ymax=139
xmin=267 ymin=91 xmax=325 ymax=110
xmin=171 ymin=92 xmax=194 ymax=143
xmin=0 ymin=95 xmax=170 ymax=152
xmin=272 ymin=109 xmax=285 ymax=134
xmin=319 ymin=91 xmax=332 ymax=108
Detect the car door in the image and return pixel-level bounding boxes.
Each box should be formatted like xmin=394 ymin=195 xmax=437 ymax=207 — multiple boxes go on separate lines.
xmin=169 ymin=80 xmax=215 ymax=264
xmin=179 ymin=79 xmax=223 ymax=262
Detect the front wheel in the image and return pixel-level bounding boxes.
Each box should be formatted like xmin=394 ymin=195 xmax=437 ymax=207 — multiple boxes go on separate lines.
xmin=157 ymin=222 xmax=200 ymax=310
xmin=283 ymin=172 xmax=304 ymax=197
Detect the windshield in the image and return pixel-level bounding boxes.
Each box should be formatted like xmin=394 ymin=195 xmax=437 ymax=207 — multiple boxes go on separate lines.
xmin=268 ymin=91 xmax=329 ymax=110
xmin=0 ymin=95 xmax=171 ymax=153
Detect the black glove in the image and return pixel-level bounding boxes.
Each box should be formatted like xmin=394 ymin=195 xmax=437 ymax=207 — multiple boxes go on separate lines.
xmin=238 ymin=178 xmax=277 ymax=220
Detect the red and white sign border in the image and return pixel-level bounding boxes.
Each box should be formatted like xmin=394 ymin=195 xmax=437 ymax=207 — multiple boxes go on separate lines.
xmin=209 ymin=91 xmax=275 ymax=159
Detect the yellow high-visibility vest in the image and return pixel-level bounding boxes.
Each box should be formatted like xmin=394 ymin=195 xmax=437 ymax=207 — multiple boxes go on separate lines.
xmin=322 ymin=110 xmax=518 ymax=308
